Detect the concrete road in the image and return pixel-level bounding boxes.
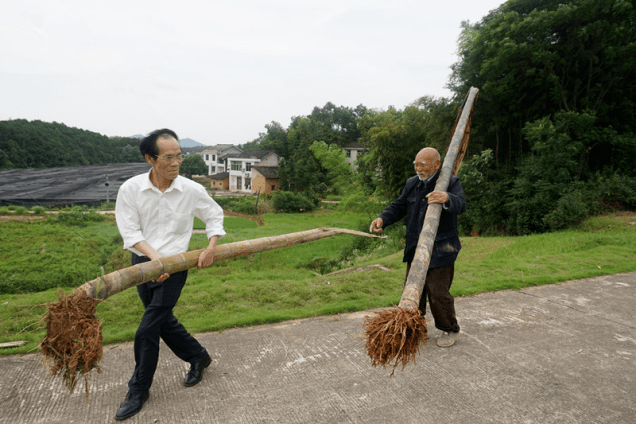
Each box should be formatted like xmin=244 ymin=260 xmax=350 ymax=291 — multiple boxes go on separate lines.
xmin=0 ymin=272 xmax=634 ymax=424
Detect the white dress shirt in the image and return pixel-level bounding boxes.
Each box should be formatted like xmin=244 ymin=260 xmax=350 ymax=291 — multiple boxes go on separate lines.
xmin=115 ymin=170 xmax=225 ymax=257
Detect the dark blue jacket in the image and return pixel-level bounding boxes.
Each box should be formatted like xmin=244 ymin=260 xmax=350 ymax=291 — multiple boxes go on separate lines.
xmin=378 ymin=169 xmax=466 ymax=267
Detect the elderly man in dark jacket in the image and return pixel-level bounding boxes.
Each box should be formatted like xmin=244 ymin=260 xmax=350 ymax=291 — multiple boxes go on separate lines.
xmin=370 ymin=147 xmax=466 ymax=347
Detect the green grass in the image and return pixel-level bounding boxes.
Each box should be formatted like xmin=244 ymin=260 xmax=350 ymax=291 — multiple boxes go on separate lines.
xmin=0 ymin=211 xmax=634 ymax=355
xmin=194 ymin=216 xmax=259 ymax=230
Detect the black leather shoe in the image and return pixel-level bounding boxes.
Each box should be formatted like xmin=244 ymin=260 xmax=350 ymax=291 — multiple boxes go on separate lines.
xmin=115 ymin=392 xmax=149 ymax=421
xmin=184 ymin=354 xmax=212 ymax=387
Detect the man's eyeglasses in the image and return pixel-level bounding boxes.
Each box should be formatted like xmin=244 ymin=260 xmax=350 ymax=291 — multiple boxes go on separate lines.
xmin=155 ymin=154 xmax=184 ymax=163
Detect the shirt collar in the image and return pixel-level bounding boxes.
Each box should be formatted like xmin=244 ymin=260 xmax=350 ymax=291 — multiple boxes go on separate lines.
xmin=140 ymin=169 xmax=183 ymax=193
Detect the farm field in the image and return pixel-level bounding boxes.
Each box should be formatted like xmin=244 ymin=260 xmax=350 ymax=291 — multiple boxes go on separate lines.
xmin=0 ymin=210 xmax=634 ymax=355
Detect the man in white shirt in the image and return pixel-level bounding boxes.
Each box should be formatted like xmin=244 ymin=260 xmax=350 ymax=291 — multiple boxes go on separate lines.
xmin=114 ymin=129 xmax=225 ymax=421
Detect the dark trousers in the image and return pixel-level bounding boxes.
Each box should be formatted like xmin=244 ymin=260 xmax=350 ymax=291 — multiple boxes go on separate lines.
xmin=128 ymin=254 xmax=208 ymax=395
xmin=405 ymin=263 xmax=460 ymax=333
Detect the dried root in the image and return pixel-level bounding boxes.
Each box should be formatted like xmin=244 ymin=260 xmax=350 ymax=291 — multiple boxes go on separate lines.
xmin=363 ymin=307 xmax=428 ymax=377
xmin=40 ymin=289 xmax=103 ymax=397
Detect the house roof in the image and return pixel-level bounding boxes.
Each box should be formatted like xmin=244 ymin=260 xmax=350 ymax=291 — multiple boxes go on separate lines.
xmin=236 ymin=150 xmax=279 ymax=160
xmin=343 ymin=142 xmax=367 ymax=150
xmin=219 ymin=153 xmax=240 ymax=160
xmin=201 ymin=144 xmax=243 ymax=154
xmin=209 ymin=172 xmax=229 ymax=180
xmin=252 ymin=166 xmax=279 ymax=179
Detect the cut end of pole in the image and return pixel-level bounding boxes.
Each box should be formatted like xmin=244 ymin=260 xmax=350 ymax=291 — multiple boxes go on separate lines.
xmin=40 ymin=289 xmax=103 ymax=397
xmin=363 ymin=307 xmax=428 ymax=377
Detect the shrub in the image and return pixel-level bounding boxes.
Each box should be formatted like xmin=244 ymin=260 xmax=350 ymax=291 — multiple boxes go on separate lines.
xmin=98 ymin=201 xmax=116 ymax=211
xmin=232 ymin=197 xmax=260 ymax=215
xmin=31 ymin=206 xmax=47 ymax=215
xmin=212 ymin=196 xmax=235 ymax=209
xmin=272 ymin=191 xmax=316 ymax=213
xmin=12 ymin=206 xmax=28 ymax=215
xmin=544 ymin=188 xmax=590 ymax=231
xmin=337 ymin=192 xmax=388 ymax=218
xmin=587 ymin=171 xmax=636 ymax=213
xmin=52 ymin=208 xmax=106 ymax=226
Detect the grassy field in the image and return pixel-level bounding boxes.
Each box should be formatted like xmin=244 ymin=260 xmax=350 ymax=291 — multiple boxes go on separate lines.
xmin=0 ymin=210 xmax=634 ymax=355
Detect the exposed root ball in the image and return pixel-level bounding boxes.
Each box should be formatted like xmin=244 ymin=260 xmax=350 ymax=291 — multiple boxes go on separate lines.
xmin=40 ymin=289 xmax=103 ymax=396
xmin=363 ymin=307 xmax=428 ymax=377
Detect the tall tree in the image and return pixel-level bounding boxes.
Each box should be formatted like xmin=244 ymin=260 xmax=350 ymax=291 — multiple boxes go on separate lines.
xmin=449 ymin=0 xmax=636 ymax=171
xmin=180 ymin=154 xmax=207 ymax=178
xmin=358 ymin=98 xmax=459 ymax=199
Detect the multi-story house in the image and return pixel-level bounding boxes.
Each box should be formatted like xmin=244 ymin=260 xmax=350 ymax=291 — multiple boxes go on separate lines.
xmin=200 ymin=144 xmax=243 ymax=175
xmin=223 ymin=150 xmax=280 ymax=193
xmin=343 ymin=142 xmax=368 ymax=166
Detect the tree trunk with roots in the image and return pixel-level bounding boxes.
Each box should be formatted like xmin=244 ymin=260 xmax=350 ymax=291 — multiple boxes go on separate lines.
xmin=363 ymin=87 xmax=479 ymax=375
xmin=40 ymin=227 xmax=384 ymax=396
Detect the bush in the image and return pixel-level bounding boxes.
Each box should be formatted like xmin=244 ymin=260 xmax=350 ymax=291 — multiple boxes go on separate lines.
xmin=212 ymin=195 xmax=273 ymax=215
xmin=211 ymin=196 xmax=235 ymax=209
xmin=587 ymin=171 xmax=636 ymax=213
xmin=98 ymin=201 xmax=116 ymax=211
xmin=232 ymin=197 xmax=260 ymax=215
xmin=337 ymin=192 xmax=388 ymax=218
xmin=544 ymin=188 xmax=590 ymax=231
xmin=272 ymin=191 xmax=317 ymax=213
xmin=31 ymin=206 xmax=47 ymax=215
xmin=12 ymin=206 xmax=27 ymax=215
xmin=52 ymin=207 xmax=106 ymax=226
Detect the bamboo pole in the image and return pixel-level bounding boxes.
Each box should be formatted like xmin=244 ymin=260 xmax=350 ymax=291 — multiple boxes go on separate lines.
xmin=41 ymin=227 xmax=385 ymax=395
xmin=363 ymin=87 xmax=479 ymax=375
xmin=399 ymin=87 xmax=479 ymax=309
xmin=79 ymin=227 xmax=383 ymax=300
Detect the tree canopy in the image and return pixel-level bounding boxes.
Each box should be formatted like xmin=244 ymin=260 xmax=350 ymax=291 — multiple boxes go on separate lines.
xmin=180 ymin=154 xmax=208 ymax=178
xmin=0 ymin=119 xmax=145 ymax=169
xmin=448 ymin=0 xmax=635 ymax=171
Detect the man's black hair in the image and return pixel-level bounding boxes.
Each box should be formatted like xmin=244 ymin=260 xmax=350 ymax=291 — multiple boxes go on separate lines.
xmin=139 ymin=129 xmax=179 ymax=158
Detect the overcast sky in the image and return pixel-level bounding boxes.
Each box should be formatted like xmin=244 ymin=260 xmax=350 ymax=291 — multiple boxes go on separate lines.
xmin=1 ymin=0 xmax=503 ymax=145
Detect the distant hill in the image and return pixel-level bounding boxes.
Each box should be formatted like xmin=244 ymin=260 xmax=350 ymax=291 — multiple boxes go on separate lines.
xmin=0 ymin=119 xmax=145 ymax=169
xmin=180 ymin=138 xmax=204 ymax=147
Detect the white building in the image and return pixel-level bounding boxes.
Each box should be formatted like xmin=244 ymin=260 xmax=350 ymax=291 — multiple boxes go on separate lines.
xmin=343 ymin=142 xmax=368 ymax=166
xmin=200 ymin=144 xmax=243 ymax=175
xmin=224 ymin=150 xmax=280 ymax=193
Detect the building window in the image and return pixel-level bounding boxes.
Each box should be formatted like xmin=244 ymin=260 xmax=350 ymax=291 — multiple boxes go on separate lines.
xmin=205 ymin=154 xmax=209 ymax=161
xmin=271 ymin=185 xmax=276 ymax=191
xmin=246 ymin=163 xmax=252 ymax=171
xmin=231 ymin=161 xmax=242 ymax=171
xmin=212 ymin=154 xmax=216 ymax=161
xmin=346 ymin=150 xmax=351 ymax=158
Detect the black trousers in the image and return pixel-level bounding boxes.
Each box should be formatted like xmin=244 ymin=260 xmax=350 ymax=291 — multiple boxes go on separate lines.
xmin=404 ymin=263 xmax=460 ymax=333
xmin=128 ymin=254 xmax=208 ymax=395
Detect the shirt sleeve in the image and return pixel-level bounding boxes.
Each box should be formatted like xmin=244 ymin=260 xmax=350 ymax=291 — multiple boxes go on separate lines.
xmin=193 ymin=185 xmax=226 ymax=240
xmin=115 ymin=181 xmax=146 ymax=251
